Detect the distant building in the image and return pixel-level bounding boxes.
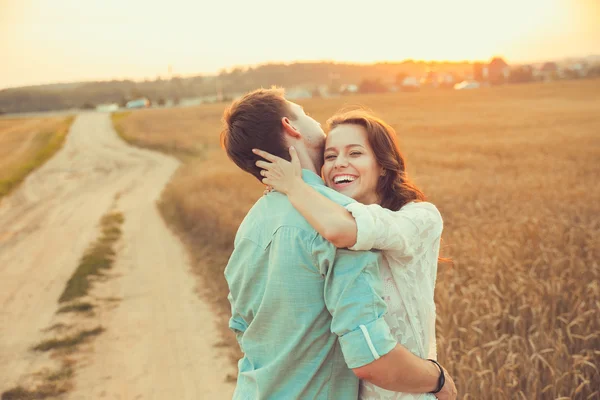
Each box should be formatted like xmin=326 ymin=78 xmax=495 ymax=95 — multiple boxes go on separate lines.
xmin=454 ymin=80 xmax=481 ymax=90
xmin=286 ymin=88 xmax=313 ymax=99
xmin=438 ymin=73 xmax=456 ymax=88
xmin=312 ymin=84 xmax=332 ymax=97
xmin=179 ymin=97 xmax=203 ymax=107
xmin=126 ymin=98 xmax=150 ymax=109
xmin=400 ymin=76 xmax=420 ymax=91
xmin=568 ymin=63 xmax=588 ymax=78
xmin=96 ymin=103 xmax=119 ymax=112
xmin=340 ymin=84 xmax=359 ymax=94
xmin=418 ymin=69 xmax=455 ymax=89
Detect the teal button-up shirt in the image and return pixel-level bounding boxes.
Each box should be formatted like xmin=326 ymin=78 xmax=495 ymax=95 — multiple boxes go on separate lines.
xmin=225 ymin=170 xmax=397 ymax=400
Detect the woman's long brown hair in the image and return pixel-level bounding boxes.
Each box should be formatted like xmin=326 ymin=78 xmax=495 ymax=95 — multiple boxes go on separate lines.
xmin=326 ymin=109 xmax=452 ymax=265
xmin=327 ymin=109 xmax=425 ymax=211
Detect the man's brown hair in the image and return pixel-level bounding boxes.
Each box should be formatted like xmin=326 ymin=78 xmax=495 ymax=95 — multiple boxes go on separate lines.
xmin=221 ymin=88 xmax=296 ymax=181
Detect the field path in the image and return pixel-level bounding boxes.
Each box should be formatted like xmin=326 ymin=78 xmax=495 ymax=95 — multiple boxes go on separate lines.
xmin=0 ymin=112 xmax=234 ymax=399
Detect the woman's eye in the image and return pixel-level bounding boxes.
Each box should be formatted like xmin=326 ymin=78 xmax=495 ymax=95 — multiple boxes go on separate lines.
xmin=350 ymin=152 xmax=361 ymax=156
xmin=325 ymin=155 xmax=336 ymax=160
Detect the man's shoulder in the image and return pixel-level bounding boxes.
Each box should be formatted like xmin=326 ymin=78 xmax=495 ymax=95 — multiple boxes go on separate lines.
xmin=234 ymin=185 xmax=354 ymax=251
xmin=236 ymin=193 xmax=319 ymax=242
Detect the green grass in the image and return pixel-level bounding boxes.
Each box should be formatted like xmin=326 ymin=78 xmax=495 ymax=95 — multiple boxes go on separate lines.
xmin=1 ymin=361 xmax=74 ymax=400
xmin=56 ymin=302 xmax=94 ymax=314
xmin=32 ymin=327 xmax=104 ymax=352
xmin=42 ymin=323 xmax=70 ymax=333
xmin=58 ymin=212 xmax=124 ymax=303
xmin=110 ymin=111 xmax=131 ymax=140
xmin=1 ymin=209 xmax=123 ymax=400
xmin=1 ymin=380 xmax=70 ymax=399
xmin=1 ymin=385 xmax=55 ymax=400
xmin=46 ymin=364 xmax=74 ymax=382
xmin=0 ymin=116 xmax=75 ymax=199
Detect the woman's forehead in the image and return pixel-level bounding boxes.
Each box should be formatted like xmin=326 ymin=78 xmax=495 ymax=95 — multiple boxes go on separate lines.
xmin=326 ymin=124 xmax=368 ymax=147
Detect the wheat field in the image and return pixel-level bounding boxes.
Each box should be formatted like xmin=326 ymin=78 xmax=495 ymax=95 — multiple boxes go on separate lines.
xmin=113 ymin=80 xmax=600 ymax=399
xmin=0 ymin=116 xmax=73 ymax=198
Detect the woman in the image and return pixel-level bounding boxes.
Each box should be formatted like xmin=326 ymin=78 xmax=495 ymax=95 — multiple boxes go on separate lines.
xmin=253 ymin=110 xmax=444 ymax=400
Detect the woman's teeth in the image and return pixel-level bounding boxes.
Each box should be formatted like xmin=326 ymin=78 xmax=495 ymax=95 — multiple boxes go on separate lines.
xmin=333 ymin=175 xmax=357 ymax=184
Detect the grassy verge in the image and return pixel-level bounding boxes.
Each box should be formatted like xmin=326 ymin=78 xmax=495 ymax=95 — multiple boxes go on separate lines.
xmin=56 ymin=302 xmax=94 ymax=314
xmin=32 ymin=327 xmax=105 ymax=352
xmin=112 ymin=111 xmax=200 ymax=161
xmin=1 ymin=360 xmax=75 ymax=400
xmin=0 ymin=116 xmax=75 ymax=199
xmin=2 ymin=208 xmax=124 ymax=400
xmin=110 ymin=111 xmax=131 ymax=139
xmin=59 ymin=212 xmax=124 ymax=303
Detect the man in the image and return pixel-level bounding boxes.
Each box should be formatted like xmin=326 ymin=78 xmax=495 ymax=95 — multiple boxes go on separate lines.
xmin=221 ymin=88 xmax=457 ymax=399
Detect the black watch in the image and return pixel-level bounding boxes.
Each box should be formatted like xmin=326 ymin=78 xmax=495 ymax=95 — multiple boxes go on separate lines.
xmin=427 ymin=359 xmax=445 ymax=394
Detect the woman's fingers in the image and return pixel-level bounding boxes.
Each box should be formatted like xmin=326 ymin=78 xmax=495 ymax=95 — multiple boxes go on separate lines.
xmin=289 ymin=146 xmax=301 ymax=172
xmin=252 ymin=148 xmax=279 ymax=162
xmin=255 ymin=160 xmax=272 ymax=170
xmin=260 ymin=169 xmax=279 ymax=177
xmin=256 ymin=161 xmax=284 ymax=180
xmin=261 ymin=170 xmax=283 ymax=181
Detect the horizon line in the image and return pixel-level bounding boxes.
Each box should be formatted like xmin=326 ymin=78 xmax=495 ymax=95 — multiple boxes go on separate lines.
xmin=2 ymin=54 xmax=597 ymax=91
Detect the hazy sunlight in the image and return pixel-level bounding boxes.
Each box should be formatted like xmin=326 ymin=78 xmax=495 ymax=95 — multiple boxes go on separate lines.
xmin=0 ymin=0 xmax=598 ymax=88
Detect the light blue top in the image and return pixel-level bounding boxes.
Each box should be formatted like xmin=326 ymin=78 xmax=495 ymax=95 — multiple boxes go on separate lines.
xmin=225 ymin=170 xmax=397 ymax=400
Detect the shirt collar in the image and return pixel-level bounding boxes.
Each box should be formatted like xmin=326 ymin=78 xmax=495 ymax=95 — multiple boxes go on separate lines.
xmin=302 ymin=169 xmax=325 ymax=187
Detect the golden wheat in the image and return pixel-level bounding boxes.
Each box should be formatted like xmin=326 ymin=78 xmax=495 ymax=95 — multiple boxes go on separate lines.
xmin=0 ymin=116 xmax=74 ymax=198
xmin=115 ymin=79 xmax=600 ymax=399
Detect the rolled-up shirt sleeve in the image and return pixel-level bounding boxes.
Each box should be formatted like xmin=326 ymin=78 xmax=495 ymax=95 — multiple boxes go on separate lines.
xmin=312 ymin=235 xmax=397 ymax=368
xmin=227 ymin=291 xmax=247 ymax=347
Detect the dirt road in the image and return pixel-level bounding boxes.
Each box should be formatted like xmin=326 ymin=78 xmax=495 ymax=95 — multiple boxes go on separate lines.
xmin=0 ymin=112 xmax=234 ymax=399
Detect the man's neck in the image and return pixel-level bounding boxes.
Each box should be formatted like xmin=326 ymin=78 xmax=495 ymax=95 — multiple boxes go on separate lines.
xmin=296 ymin=150 xmax=323 ymax=176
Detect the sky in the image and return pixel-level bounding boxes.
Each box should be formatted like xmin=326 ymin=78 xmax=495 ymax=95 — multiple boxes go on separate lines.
xmin=1 ymin=0 xmax=599 ymax=89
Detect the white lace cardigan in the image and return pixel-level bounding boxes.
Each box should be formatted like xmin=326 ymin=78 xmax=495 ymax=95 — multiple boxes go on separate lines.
xmin=346 ymin=201 xmax=443 ymax=400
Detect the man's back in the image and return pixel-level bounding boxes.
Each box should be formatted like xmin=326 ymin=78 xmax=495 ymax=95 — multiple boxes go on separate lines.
xmin=225 ymin=171 xmax=397 ymax=400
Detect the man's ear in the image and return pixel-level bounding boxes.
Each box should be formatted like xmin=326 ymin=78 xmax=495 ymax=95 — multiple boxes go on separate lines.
xmin=281 ymin=117 xmax=302 ymax=139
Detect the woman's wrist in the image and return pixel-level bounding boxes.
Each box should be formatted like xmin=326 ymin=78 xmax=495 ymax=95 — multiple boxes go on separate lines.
xmin=427 ymin=359 xmax=445 ymax=394
xmin=286 ymin=176 xmax=305 ymax=197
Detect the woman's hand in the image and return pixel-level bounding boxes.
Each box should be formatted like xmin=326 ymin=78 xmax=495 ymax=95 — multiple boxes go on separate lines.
xmin=253 ymin=147 xmax=302 ymax=195
xmin=435 ymin=366 xmax=457 ymax=400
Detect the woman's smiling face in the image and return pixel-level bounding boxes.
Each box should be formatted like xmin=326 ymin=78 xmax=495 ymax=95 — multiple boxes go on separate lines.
xmin=322 ymin=123 xmax=382 ymax=205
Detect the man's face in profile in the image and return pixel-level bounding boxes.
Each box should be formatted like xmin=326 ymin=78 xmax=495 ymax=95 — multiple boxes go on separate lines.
xmin=286 ymin=101 xmax=326 ymax=154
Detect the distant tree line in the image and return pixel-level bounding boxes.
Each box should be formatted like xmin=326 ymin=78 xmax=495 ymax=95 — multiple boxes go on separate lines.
xmin=0 ymin=61 xmax=473 ymax=114
xmin=0 ymin=77 xmax=206 ymax=114
xmin=2 ymin=60 xmax=599 ymax=114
